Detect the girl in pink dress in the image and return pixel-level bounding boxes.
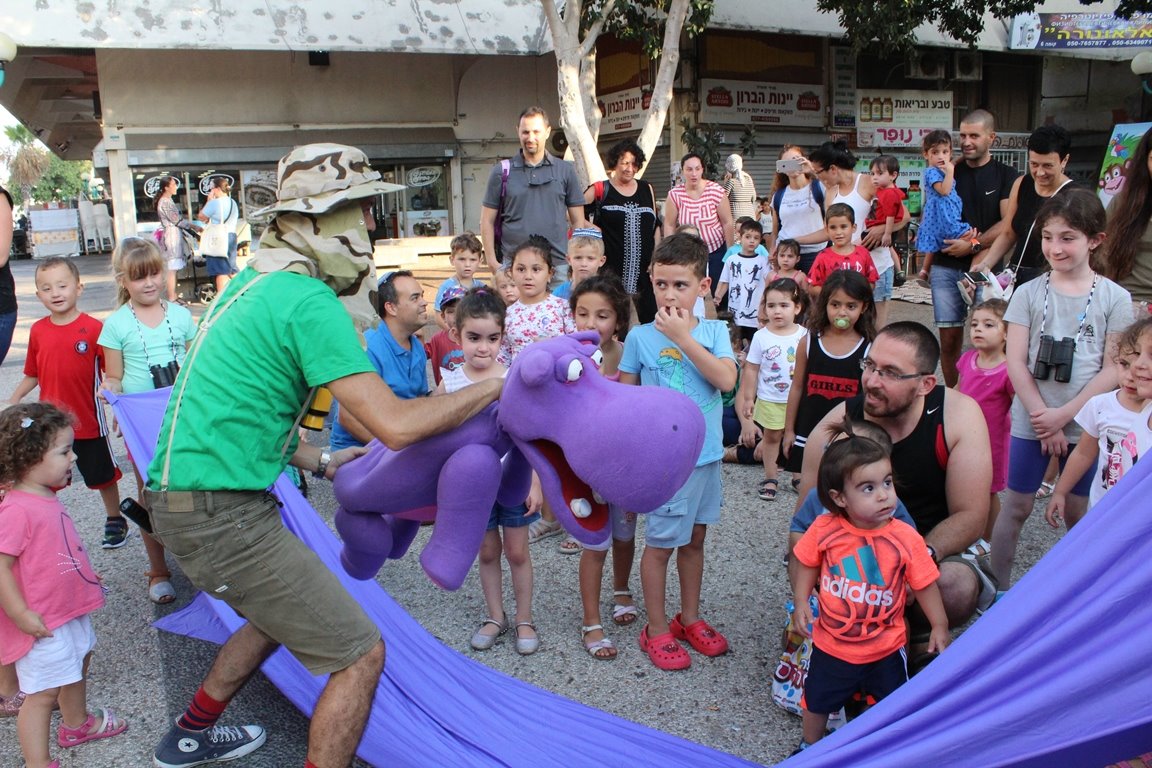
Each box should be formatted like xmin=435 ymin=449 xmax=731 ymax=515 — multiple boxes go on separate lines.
xmin=0 ymin=403 xmax=128 ymax=768
xmin=956 ymin=298 xmax=1014 ymax=539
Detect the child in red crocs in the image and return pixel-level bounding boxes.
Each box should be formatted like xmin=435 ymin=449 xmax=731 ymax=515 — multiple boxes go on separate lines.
xmin=0 ymin=403 xmax=128 ymax=768
xmin=619 ymin=233 xmax=738 ymax=670
xmin=789 ymin=418 xmax=949 ymax=753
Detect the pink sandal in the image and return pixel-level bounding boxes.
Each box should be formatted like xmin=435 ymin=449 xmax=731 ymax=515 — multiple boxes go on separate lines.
xmin=57 ymin=707 xmax=128 ymax=748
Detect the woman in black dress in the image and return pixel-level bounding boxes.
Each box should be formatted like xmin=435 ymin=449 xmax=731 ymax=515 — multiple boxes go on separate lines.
xmin=584 ymin=139 xmax=662 ymax=323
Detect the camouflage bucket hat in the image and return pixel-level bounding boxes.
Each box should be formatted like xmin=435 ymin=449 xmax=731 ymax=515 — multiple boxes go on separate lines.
xmin=253 ymin=143 xmax=405 ymax=217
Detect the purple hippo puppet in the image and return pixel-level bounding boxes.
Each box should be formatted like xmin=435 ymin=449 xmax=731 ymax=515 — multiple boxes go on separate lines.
xmin=333 ymin=331 xmax=705 ymax=590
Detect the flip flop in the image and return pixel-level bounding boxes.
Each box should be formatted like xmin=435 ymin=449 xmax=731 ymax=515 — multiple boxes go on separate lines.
xmin=57 ymin=707 xmax=128 ymax=748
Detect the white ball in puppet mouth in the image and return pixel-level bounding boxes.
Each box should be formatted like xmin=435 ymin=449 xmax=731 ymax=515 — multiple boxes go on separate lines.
xmin=571 ymin=498 xmax=592 ymax=519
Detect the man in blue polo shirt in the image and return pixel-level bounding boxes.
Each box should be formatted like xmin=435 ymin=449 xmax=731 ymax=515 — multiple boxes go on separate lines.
xmin=332 ymin=270 xmax=430 ymax=450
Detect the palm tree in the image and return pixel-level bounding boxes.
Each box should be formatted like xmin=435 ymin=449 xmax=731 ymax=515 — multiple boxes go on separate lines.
xmin=2 ymin=125 xmax=49 ymax=209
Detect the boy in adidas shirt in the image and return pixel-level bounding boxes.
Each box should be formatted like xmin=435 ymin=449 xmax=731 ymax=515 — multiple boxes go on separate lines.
xmin=789 ymin=418 xmax=949 ymax=754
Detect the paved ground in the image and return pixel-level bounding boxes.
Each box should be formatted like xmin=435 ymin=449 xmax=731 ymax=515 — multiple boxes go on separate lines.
xmin=0 ymin=254 xmax=1064 ymax=767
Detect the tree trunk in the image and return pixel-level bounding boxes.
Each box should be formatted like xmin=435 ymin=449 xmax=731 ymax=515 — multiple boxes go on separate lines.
xmin=635 ymin=0 xmax=690 ymax=179
xmin=543 ymin=0 xmax=607 ymax=189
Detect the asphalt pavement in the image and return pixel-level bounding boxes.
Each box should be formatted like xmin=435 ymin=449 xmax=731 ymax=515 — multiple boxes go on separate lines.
xmin=0 ymin=253 xmax=1064 ymax=767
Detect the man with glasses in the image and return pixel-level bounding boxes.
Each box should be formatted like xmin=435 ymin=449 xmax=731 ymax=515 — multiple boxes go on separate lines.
xmin=790 ymin=321 xmax=996 ymax=657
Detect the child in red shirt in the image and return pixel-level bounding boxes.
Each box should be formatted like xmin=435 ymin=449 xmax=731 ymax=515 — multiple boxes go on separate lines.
xmin=790 ymin=419 xmax=949 ymax=754
xmin=807 ymin=203 xmax=879 ymax=300
xmin=6 ymin=258 xmax=126 ymax=549
xmin=424 ymin=286 xmax=466 ymax=386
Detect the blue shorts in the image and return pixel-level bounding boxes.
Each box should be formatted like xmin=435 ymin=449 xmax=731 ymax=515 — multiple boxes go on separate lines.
xmin=928 ymin=263 xmax=969 ymax=327
xmin=486 ymin=501 xmax=539 ymax=531
xmin=803 ymin=644 xmax=907 ymax=715
xmin=205 ymin=255 xmax=232 ymax=277
xmin=873 ymin=266 xmax=894 ymax=302
xmin=582 ymin=504 xmax=638 ymax=552
xmin=645 ymin=461 xmax=722 ymax=549
xmin=1007 ymin=436 xmax=1093 ymax=497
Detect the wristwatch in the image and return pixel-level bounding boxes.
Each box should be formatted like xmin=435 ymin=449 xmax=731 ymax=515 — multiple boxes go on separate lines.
xmin=314 ymin=449 xmax=332 ymax=479
xmin=969 ymin=238 xmax=983 ymax=255
xmin=927 ymin=545 xmax=939 ymax=563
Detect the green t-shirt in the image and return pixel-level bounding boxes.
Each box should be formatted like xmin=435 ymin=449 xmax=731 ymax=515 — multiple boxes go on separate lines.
xmin=146 ymin=268 xmax=375 ymax=491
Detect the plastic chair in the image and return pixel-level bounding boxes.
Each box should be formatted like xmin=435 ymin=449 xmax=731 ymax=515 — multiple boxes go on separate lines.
xmin=76 ymin=198 xmax=98 ymax=255
xmin=93 ymin=204 xmax=114 ymax=251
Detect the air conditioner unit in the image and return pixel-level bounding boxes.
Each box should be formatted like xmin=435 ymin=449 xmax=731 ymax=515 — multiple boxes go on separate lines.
xmin=954 ymin=51 xmax=984 ymax=81
xmin=906 ymin=53 xmax=946 ymax=80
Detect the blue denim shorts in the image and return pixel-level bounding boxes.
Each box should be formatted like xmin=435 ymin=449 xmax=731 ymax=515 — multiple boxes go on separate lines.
xmin=486 ymin=501 xmax=539 ymax=531
xmin=645 ymin=461 xmax=722 ymax=549
xmin=929 ymin=264 xmax=969 ymax=327
xmin=1006 ymin=436 xmax=1093 ymax=497
xmin=873 ymin=266 xmax=894 ymax=302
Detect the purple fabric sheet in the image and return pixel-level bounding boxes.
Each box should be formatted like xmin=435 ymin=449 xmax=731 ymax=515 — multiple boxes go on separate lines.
xmin=108 ymin=389 xmax=761 ymax=768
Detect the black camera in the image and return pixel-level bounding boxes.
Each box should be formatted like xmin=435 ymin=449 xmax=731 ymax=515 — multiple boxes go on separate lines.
xmin=1032 ymin=335 xmax=1075 ymax=383
xmin=150 ymin=360 xmax=180 ymax=389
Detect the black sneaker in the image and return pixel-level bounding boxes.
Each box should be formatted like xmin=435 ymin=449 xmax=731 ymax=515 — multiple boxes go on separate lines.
xmin=102 ymin=517 xmax=131 ymax=549
xmin=153 ymin=721 xmax=266 ymax=767
xmin=893 ymin=270 xmax=907 ymax=287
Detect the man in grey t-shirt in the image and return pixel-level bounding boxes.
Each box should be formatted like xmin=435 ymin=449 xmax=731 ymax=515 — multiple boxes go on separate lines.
xmin=480 ymin=106 xmax=586 ymax=279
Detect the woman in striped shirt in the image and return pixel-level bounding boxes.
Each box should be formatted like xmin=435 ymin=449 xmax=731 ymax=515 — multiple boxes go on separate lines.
xmin=664 ymin=152 xmax=736 ymax=294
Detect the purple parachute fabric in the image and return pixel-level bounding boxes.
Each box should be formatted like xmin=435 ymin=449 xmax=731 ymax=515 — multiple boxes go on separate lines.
xmin=107 ymin=389 xmax=760 ymax=768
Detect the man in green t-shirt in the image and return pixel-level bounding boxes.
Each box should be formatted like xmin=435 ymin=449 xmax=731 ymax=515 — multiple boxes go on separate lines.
xmin=145 ymin=144 xmax=503 ymax=768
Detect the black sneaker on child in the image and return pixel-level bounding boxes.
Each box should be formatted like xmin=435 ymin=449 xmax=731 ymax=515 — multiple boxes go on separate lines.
xmin=102 ymin=517 xmax=131 ymax=549
xmin=153 ymin=721 xmax=266 ymax=767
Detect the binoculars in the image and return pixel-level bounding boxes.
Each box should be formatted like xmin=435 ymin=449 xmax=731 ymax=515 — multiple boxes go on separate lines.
xmin=150 ymin=360 xmax=181 ymax=389
xmin=1032 ymin=335 xmax=1075 ymax=384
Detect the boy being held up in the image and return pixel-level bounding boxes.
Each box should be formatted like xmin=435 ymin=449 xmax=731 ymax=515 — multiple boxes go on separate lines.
xmin=434 ymin=232 xmax=485 ymax=332
xmin=806 ymin=203 xmax=880 ymax=301
xmin=915 ymin=130 xmax=975 ymax=285
xmin=553 ymin=228 xmax=607 ymax=300
xmin=620 ymin=232 xmax=738 ymax=671
xmin=715 ymin=219 xmax=770 ymax=343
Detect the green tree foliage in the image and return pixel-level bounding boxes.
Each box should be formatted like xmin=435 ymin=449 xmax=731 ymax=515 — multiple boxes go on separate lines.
xmin=31 ymin=154 xmax=92 ymax=203
xmin=817 ymin=0 xmax=1152 ymax=55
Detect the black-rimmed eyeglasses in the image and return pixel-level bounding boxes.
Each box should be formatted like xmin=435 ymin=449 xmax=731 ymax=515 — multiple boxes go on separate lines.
xmin=860 ymin=358 xmax=931 ymax=381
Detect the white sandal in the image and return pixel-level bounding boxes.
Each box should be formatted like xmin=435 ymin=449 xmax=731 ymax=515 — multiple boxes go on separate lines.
xmin=527 ymin=519 xmax=561 ymax=544
xmin=612 ymin=590 xmax=639 ymax=625
xmin=581 ymin=624 xmax=616 ymax=660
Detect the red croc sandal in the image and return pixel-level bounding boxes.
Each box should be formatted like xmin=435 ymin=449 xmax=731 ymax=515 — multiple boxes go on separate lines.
xmin=638 ymin=625 xmax=691 ymax=671
xmin=670 ymin=613 xmax=729 ymax=657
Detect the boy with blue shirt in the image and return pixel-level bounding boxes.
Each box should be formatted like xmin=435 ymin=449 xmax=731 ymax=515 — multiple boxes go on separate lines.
xmin=332 ymin=270 xmax=430 ymax=450
xmin=620 ymin=232 xmax=738 ymax=671
xmin=433 ymin=233 xmax=485 ymax=332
